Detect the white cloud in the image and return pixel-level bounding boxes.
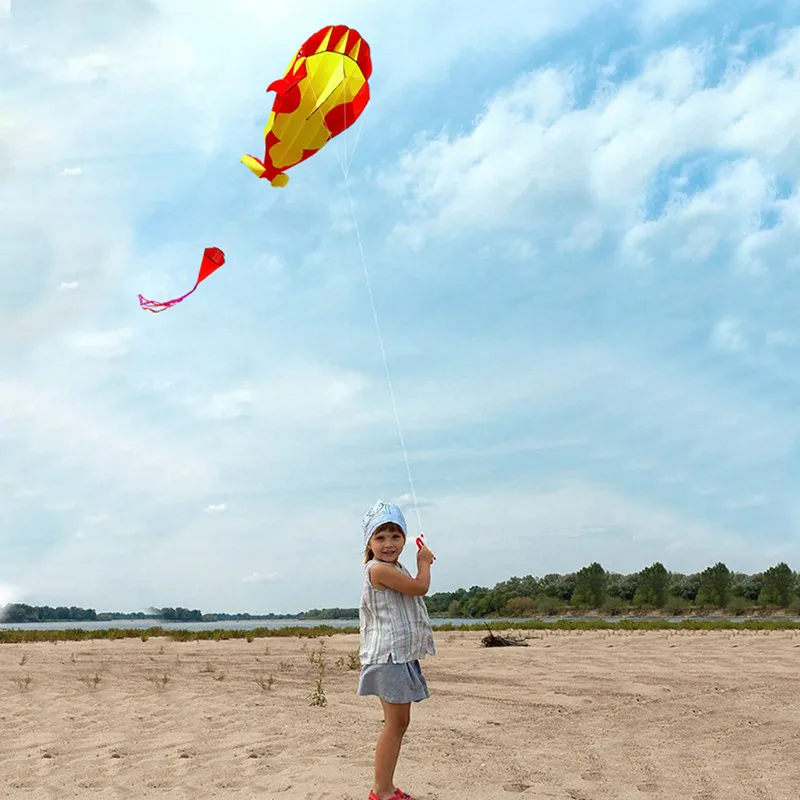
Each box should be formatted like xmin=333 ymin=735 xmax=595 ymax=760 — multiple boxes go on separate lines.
xmin=0 ymin=375 xmax=218 ymax=502
xmin=636 ymin=0 xmax=715 ymax=31
xmin=205 ymin=503 xmax=227 ymax=513
xmin=711 ymin=317 xmax=748 ymax=353
xmin=61 ymin=167 xmax=83 ymax=177
xmin=384 ymin=31 xmax=800 ymax=248
xmin=0 ymin=583 xmax=17 ymax=607
xmin=242 ymin=572 xmax=276 ymax=584
xmin=58 ymin=281 xmax=79 ymax=291
xmin=411 ymin=480 xmax=757 ymax=577
xmin=68 ymin=328 xmax=133 ymax=358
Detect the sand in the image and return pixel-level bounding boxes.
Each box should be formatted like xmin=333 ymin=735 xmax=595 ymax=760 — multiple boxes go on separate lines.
xmin=1 ymin=628 xmax=799 ymax=799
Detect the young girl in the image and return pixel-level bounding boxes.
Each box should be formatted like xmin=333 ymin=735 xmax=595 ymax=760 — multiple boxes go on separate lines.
xmin=358 ymin=500 xmax=436 ymax=800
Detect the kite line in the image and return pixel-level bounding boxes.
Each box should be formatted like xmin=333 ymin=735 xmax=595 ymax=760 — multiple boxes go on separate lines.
xmin=310 ymin=57 xmax=424 ymax=536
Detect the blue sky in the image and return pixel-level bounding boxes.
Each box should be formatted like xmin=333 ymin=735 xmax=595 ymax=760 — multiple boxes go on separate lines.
xmin=2 ymin=0 xmax=800 ymax=615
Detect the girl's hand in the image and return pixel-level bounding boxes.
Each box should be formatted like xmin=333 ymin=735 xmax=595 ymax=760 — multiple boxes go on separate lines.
xmin=416 ymin=544 xmax=435 ymax=565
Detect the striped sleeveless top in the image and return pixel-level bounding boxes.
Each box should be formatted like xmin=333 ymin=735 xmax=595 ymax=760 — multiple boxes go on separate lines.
xmin=359 ymin=559 xmax=437 ymax=665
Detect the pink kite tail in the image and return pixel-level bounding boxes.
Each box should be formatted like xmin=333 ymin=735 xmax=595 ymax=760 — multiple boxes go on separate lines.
xmin=138 ymin=247 xmax=225 ymax=313
xmin=137 ymin=283 xmax=200 ymax=313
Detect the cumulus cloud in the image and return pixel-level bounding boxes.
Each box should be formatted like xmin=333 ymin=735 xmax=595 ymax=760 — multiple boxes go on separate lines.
xmin=384 ymin=31 xmax=800 ymax=249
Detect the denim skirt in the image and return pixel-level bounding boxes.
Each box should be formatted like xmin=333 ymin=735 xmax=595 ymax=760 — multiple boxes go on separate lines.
xmin=357 ymin=654 xmax=430 ymax=703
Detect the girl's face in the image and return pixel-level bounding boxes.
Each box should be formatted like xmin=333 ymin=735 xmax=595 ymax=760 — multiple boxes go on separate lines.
xmin=370 ymin=523 xmax=405 ymax=563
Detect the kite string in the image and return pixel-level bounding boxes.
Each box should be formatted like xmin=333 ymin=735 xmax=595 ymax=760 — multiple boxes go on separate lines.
xmin=343 ymin=172 xmax=423 ymax=534
xmin=311 ymin=62 xmax=423 ymax=534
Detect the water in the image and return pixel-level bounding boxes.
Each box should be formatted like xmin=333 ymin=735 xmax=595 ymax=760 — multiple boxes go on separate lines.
xmin=0 ymin=617 xmax=514 ymax=632
xmin=0 ymin=615 xmax=797 ymax=631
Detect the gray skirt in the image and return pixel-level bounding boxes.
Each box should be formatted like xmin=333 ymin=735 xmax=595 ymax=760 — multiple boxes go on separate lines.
xmin=357 ymin=654 xmax=430 ymax=704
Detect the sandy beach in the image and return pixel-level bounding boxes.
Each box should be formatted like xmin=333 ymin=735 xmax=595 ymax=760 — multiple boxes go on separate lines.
xmin=1 ymin=628 xmax=799 ymax=799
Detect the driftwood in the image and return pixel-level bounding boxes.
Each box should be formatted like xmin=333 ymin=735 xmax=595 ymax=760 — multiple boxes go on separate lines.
xmin=481 ymin=623 xmax=528 ymax=647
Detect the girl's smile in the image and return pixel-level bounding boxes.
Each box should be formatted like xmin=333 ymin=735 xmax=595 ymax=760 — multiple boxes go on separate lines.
xmin=371 ymin=525 xmax=405 ymax=562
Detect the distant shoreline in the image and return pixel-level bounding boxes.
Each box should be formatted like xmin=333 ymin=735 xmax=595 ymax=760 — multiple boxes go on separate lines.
xmin=2 ymin=614 xmax=799 ymax=643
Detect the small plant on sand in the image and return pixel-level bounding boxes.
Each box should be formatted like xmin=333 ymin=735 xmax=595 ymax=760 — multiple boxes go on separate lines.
xmin=309 ymin=676 xmax=327 ymax=706
xmin=12 ymin=674 xmax=32 ymax=690
xmin=347 ymin=650 xmax=361 ymax=670
xmin=18 ymin=652 xmax=28 ymax=666
xmin=79 ymin=671 xmax=102 ymax=690
xmin=148 ymin=672 xmax=170 ymax=690
xmin=308 ymin=662 xmax=327 ymax=707
xmin=199 ymin=661 xmax=225 ymax=680
xmin=140 ymin=633 xmax=149 ymax=642
xmin=263 ymin=645 xmax=270 ymax=656
xmin=308 ymin=641 xmax=327 ymax=670
xmin=70 ymin=653 xmax=77 ymax=664
xmin=278 ymin=660 xmax=292 ymax=671
xmin=246 ymin=634 xmax=254 ymax=643
xmin=256 ymin=673 xmax=275 ymax=691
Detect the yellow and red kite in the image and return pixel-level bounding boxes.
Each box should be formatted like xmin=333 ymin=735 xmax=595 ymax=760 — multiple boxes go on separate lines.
xmin=242 ymin=24 xmax=372 ymax=187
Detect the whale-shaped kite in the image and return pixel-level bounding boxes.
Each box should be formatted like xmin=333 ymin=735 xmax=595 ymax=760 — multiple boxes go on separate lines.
xmin=242 ymin=24 xmax=372 ymax=187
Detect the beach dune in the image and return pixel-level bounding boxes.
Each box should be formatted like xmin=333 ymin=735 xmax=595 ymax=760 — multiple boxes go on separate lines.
xmin=1 ymin=629 xmax=798 ymax=798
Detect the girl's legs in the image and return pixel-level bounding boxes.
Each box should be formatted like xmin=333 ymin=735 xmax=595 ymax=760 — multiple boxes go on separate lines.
xmin=372 ymin=698 xmax=411 ymax=798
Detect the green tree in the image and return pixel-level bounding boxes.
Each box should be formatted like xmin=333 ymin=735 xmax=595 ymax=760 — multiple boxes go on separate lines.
xmin=669 ymin=572 xmax=700 ymax=602
xmin=607 ymin=572 xmax=638 ymax=602
xmin=730 ymin=572 xmax=763 ymax=602
xmin=634 ymin=562 xmax=668 ymax=608
xmin=506 ymin=596 xmax=535 ymax=616
xmin=541 ymin=573 xmax=577 ymax=602
xmin=758 ymin=562 xmax=793 ymax=608
xmin=696 ymin=562 xmax=731 ymax=608
xmin=571 ymin=563 xmax=607 ymax=608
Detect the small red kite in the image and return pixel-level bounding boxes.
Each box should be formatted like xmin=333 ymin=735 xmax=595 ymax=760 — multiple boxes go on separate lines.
xmin=138 ymin=247 xmax=225 ymax=313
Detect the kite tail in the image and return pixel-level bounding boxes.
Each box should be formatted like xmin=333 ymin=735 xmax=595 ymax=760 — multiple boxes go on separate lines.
xmin=137 ymin=283 xmax=199 ymax=313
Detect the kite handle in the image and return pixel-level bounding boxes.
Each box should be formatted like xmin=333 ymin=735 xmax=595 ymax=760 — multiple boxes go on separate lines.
xmin=415 ymin=533 xmax=436 ymax=563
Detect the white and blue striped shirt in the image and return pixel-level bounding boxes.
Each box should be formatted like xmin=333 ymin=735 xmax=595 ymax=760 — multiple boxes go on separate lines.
xmin=359 ymin=559 xmax=437 ymax=665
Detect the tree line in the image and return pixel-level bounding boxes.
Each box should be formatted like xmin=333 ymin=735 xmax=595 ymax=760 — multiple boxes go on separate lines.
xmin=2 ymin=561 xmax=798 ymax=623
xmin=424 ymin=561 xmax=800 ymax=617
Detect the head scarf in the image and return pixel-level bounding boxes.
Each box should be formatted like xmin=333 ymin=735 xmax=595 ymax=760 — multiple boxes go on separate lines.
xmin=362 ymin=499 xmax=408 ymax=546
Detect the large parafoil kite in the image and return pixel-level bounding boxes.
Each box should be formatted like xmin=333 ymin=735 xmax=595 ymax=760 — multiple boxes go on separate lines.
xmin=241 ymin=24 xmax=372 ymax=187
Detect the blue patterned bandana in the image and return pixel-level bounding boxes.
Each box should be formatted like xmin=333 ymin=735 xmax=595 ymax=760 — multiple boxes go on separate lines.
xmin=362 ymin=500 xmax=408 ymax=546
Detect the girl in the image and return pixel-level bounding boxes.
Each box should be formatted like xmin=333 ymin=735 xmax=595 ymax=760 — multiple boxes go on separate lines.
xmin=358 ymin=500 xmax=436 ymax=800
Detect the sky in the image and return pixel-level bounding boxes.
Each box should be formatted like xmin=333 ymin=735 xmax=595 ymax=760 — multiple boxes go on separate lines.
xmin=2 ymin=0 xmax=800 ymax=615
